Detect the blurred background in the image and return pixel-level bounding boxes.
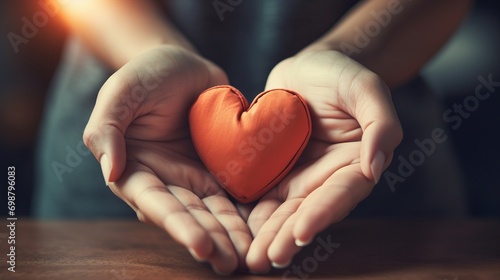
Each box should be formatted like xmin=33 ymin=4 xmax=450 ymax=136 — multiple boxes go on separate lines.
xmin=0 ymin=0 xmax=499 ymax=217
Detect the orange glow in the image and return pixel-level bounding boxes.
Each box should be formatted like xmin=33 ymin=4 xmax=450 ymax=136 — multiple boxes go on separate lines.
xmin=52 ymin=0 xmax=99 ymax=29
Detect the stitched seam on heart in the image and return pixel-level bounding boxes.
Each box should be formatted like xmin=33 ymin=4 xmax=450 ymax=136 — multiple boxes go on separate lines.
xmin=248 ymin=88 xmax=304 ymax=110
xmin=190 ymin=85 xmax=312 ymax=203
xmin=206 ymin=85 xmax=249 ymax=113
xmin=189 ymin=85 xmax=250 ymax=200
xmin=189 ymin=85 xmax=248 ymax=164
xmin=240 ymin=92 xmax=312 ymax=202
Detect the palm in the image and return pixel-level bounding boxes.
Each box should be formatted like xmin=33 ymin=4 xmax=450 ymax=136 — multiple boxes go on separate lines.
xmin=85 ymin=46 xmax=252 ymax=273
xmin=246 ymin=51 xmax=402 ymax=272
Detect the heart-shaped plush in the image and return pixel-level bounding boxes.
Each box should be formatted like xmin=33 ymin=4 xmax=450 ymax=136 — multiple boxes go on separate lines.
xmin=189 ymin=85 xmax=311 ymax=203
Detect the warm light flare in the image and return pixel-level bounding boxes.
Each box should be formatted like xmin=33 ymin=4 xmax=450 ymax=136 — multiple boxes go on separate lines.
xmin=51 ymin=0 xmax=100 ymax=29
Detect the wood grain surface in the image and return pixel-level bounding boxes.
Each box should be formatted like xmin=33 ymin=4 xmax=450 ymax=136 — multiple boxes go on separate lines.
xmin=1 ymin=219 xmax=499 ymax=279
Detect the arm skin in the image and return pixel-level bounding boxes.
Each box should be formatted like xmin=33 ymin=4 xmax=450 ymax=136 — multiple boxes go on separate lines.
xmin=58 ymin=0 xmax=196 ymax=69
xmin=302 ymin=0 xmax=472 ymax=88
xmin=59 ymin=0 xmax=472 ymax=84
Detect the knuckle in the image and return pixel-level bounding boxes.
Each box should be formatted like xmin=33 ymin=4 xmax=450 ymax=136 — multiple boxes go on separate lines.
xmin=355 ymin=71 xmax=385 ymax=93
xmin=82 ymin=127 xmax=101 ymax=157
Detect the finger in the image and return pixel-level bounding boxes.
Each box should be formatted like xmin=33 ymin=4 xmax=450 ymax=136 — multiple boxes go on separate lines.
xmin=203 ymin=196 xmax=253 ymax=271
xmin=245 ymin=192 xmax=281 ymax=273
xmin=345 ymin=71 xmax=403 ymax=183
xmin=121 ymin=174 xmax=243 ymax=275
xmin=255 ymin=152 xmax=360 ymax=268
xmin=293 ymin=164 xmax=373 ymax=245
xmin=246 ymin=195 xmax=302 ymax=273
xmin=83 ymin=72 xmax=138 ymax=184
xmin=235 ymin=202 xmax=255 ymax=222
xmin=112 ymin=162 xmax=214 ymax=261
xmin=267 ymin=212 xmax=301 ymax=267
xmin=126 ymin=142 xmax=250 ymax=272
xmin=168 ymin=186 xmax=239 ymax=275
xmin=246 ymin=189 xmax=282 ymax=237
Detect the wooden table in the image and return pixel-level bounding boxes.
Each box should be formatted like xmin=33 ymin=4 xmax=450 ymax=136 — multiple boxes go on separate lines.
xmin=1 ymin=219 xmax=499 ymax=279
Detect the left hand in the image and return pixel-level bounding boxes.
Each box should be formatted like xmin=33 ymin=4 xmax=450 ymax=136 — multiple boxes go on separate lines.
xmin=245 ymin=50 xmax=403 ymax=272
xmin=83 ymin=46 xmax=251 ymax=274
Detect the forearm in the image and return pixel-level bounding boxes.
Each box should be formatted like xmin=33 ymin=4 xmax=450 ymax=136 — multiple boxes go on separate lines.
xmin=59 ymin=0 xmax=195 ymax=69
xmin=302 ymin=0 xmax=472 ymax=88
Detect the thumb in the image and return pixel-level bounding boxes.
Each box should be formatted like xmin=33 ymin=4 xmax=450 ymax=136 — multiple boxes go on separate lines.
xmin=83 ymin=73 xmax=134 ymax=184
xmin=348 ymin=73 xmax=403 ymax=183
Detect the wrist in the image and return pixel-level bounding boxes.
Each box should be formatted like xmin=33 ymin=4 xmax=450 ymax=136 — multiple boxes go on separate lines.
xmin=124 ymin=35 xmax=198 ymax=66
xmin=296 ymin=40 xmax=349 ymax=58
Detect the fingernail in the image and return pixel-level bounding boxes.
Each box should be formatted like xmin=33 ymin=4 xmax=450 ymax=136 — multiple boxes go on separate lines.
xmin=295 ymin=238 xmax=312 ymax=247
xmin=100 ymin=154 xmax=111 ymax=184
xmin=371 ymin=151 xmax=385 ymax=183
xmin=271 ymin=260 xmax=291 ymax=269
xmin=188 ymin=248 xmax=206 ymax=262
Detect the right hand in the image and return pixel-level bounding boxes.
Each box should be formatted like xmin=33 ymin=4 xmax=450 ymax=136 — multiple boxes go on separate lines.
xmin=83 ymin=45 xmax=252 ymax=274
xmin=245 ymin=50 xmax=403 ymax=272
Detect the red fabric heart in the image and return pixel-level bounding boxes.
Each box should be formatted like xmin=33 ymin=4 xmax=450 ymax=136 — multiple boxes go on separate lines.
xmin=189 ymin=85 xmax=311 ymax=203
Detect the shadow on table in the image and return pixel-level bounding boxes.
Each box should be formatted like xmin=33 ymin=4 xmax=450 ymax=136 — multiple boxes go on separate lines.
xmin=254 ymin=219 xmax=500 ymax=279
xmin=15 ymin=219 xmax=500 ymax=279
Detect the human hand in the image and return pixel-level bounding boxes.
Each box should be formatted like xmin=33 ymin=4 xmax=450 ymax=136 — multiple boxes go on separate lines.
xmin=245 ymin=50 xmax=403 ymax=272
xmin=83 ymin=46 xmax=252 ymax=274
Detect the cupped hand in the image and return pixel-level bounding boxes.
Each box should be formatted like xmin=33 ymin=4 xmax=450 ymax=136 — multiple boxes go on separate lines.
xmin=245 ymin=50 xmax=403 ymax=272
xmin=83 ymin=46 xmax=252 ymax=274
